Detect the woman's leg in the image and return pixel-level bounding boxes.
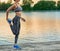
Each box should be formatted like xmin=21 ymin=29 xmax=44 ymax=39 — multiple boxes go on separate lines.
xmin=10 ymin=24 xmax=16 ymax=35
xmin=15 ymin=34 xmax=19 ymax=44
xmin=9 ymin=16 xmax=20 ymax=49
xmin=14 ymin=18 xmax=20 ymax=44
xmin=10 ymin=17 xmax=17 ymax=35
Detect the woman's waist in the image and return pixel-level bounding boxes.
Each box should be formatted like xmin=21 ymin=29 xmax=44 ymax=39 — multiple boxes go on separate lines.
xmin=15 ymin=12 xmax=21 ymax=17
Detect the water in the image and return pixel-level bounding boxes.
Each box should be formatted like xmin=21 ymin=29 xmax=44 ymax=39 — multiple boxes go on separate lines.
xmin=0 ymin=11 xmax=60 ymax=45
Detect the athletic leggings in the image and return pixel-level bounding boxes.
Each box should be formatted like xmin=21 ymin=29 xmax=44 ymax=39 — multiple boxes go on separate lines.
xmin=10 ymin=15 xmax=20 ymax=44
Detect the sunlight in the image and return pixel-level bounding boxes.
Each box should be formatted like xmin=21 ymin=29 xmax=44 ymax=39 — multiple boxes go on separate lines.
xmin=0 ymin=0 xmax=8 ymax=3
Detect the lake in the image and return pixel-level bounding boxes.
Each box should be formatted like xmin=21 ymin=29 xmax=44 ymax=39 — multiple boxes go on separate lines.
xmin=0 ymin=11 xmax=60 ymax=45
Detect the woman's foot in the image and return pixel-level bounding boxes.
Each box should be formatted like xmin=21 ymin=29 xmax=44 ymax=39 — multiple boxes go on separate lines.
xmin=13 ymin=45 xmax=21 ymax=49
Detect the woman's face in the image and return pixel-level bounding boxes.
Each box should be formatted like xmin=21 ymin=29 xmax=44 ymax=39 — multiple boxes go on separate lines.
xmin=15 ymin=0 xmax=20 ymax=2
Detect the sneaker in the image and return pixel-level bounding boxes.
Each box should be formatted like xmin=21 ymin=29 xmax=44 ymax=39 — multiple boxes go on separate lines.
xmin=7 ymin=19 xmax=12 ymax=24
xmin=13 ymin=45 xmax=21 ymax=49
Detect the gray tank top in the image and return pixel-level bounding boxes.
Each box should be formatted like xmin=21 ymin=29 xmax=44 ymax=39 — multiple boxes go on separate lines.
xmin=14 ymin=6 xmax=22 ymax=12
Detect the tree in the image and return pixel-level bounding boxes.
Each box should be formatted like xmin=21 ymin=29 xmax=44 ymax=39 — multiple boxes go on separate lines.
xmin=57 ymin=1 xmax=60 ymax=10
xmin=23 ymin=0 xmax=34 ymax=5
xmin=7 ymin=0 xmax=12 ymax=3
xmin=33 ymin=1 xmax=56 ymax=10
xmin=22 ymin=0 xmax=34 ymax=11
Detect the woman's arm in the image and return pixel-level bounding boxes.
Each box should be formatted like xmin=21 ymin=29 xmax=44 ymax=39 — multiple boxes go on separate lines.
xmin=6 ymin=4 xmax=15 ymax=20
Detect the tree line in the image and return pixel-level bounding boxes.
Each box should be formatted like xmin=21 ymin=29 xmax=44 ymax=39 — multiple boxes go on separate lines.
xmin=0 ymin=1 xmax=60 ymax=11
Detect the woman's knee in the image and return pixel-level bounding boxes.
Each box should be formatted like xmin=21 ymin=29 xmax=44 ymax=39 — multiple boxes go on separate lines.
xmin=15 ymin=34 xmax=19 ymax=38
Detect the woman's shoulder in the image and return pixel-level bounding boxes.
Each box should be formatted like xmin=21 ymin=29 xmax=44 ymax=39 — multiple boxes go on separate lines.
xmin=12 ymin=3 xmax=18 ymax=8
xmin=13 ymin=3 xmax=17 ymax=6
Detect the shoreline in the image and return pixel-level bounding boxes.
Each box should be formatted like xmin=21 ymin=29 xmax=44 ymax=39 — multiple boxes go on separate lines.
xmin=1 ymin=10 xmax=60 ymax=12
xmin=0 ymin=41 xmax=60 ymax=51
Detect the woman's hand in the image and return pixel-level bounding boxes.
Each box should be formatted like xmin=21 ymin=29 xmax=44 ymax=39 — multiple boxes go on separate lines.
xmin=21 ymin=18 xmax=26 ymax=22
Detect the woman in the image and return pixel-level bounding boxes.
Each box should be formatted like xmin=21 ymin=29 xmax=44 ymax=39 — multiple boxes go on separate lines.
xmin=6 ymin=0 xmax=26 ymax=49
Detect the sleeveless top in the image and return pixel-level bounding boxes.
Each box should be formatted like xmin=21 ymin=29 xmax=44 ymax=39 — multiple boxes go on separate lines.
xmin=14 ymin=6 xmax=22 ymax=12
